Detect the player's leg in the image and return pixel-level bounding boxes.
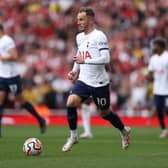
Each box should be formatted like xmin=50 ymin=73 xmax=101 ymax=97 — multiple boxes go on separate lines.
xmin=62 ymin=94 xmax=82 ymax=152
xmin=80 ymin=103 xmax=93 ymax=139
xmin=0 ymin=91 xmax=6 ymax=137
xmin=154 ymin=95 xmax=168 ymax=138
xmin=0 ymin=77 xmax=8 ymax=137
xmin=15 ymin=94 xmax=47 ymax=134
xmin=92 ymin=84 xmax=131 ymax=149
xmin=62 ymin=80 xmax=90 ymax=152
xmin=8 ymin=75 xmax=46 ymax=134
xmin=101 ymin=108 xmax=131 ymax=149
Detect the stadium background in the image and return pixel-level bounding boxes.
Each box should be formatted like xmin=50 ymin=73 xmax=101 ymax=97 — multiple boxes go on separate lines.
xmin=1 ymin=0 xmax=168 ymax=126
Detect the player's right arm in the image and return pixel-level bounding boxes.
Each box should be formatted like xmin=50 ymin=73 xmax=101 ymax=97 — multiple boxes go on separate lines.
xmin=68 ymin=70 xmax=77 ymax=80
xmin=68 ymin=35 xmax=81 ymax=81
xmin=68 ymin=57 xmax=80 ymax=81
xmin=145 ymin=71 xmax=154 ymax=81
xmin=145 ymin=56 xmax=154 ymax=81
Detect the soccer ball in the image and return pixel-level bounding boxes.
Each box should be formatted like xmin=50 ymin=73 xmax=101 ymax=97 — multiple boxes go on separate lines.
xmin=23 ymin=138 xmax=42 ymax=156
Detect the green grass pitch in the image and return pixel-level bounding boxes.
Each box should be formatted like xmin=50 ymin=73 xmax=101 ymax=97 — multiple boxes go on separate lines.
xmin=0 ymin=126 xmax=168 ymax=168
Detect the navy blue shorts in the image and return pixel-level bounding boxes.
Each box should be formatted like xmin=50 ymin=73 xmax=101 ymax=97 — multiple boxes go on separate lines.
xmin=153 ymin=95 xmax=168 ymax=108
xmin=0 ymin=75 xmax=22 ymax=95
xmin=70 ymin=80 xmax=110 ymax=110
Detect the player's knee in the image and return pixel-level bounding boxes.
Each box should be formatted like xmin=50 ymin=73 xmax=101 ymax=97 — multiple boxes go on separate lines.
xmin=15 ymin=94 xmax=25 ymax=105
xmin=66 ymin=95 xmax=82 ymax=107
xmin=66 ymin=101 xmax=77 ymax=107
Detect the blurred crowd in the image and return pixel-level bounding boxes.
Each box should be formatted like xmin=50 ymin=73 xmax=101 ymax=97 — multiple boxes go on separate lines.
xmin=0 ymin=0 xmax=168 ymax=116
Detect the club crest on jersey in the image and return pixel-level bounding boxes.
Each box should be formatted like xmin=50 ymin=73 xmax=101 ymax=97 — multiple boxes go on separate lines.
xmin=79 ymin=51 xmax=92 ymax=59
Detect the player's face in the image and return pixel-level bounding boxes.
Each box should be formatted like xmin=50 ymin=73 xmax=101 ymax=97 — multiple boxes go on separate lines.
xmin=77 ymin=12 xmax=90 ymax=32
xmin=152 ymin=43 xmax=161 ymax=54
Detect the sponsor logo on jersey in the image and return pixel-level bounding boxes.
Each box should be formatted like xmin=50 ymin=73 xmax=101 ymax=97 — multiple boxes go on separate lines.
xmin=79 ymin=51 xmax=92 ymax=59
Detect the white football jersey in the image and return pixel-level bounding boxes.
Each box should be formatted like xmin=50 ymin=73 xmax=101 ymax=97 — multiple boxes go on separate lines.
xmin=0 ymin=35 xmax=19 ymax=77
xmin=148 ymin=51 xmax=168 ymax=95
xmin=76 ymin=29 xmax=110 ymax=87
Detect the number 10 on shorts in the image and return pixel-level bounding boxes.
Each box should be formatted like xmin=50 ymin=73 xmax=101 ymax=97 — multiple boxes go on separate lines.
xmin=96 ymin=97 xmax=107 ymax=106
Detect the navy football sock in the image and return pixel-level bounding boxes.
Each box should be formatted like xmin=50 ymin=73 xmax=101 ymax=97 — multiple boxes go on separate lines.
xmin=22 ymin=101 xmax=43 ymax=121
xmin=102 ymin=112 xmax=124 ymax=131
xmin=67 ymin=107 xmax=77 ymax=130
xmin=156 ymin=106 xmax=165 ymax=130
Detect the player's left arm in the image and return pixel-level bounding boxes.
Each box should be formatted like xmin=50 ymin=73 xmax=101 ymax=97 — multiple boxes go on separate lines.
xmin=84 ymin=49 xmax=110 ymax=65
xmin=0 ymin=37 xmax=18 ymax=61
xmin=0 ymin=47 xmax=18 ymax=61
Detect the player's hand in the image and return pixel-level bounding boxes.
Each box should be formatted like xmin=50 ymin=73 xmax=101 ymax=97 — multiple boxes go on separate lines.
xmin=68 ymin=71 xmax=77 ymax=80
xmin=73 ymin=56 xmax=84 ymax=64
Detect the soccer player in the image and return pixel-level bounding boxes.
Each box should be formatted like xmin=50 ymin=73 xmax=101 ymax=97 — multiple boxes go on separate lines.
xmin=62 ymin=7 xmax=131 ymax=152
xmin=147 ymin=37 xmax=168 ymax=138
xmin=0 ymin=24 xmax=46 ymax=137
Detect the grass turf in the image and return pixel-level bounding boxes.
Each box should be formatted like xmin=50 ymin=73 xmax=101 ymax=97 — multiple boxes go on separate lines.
xmin=0 ymin=126 xmax=168 ymax=168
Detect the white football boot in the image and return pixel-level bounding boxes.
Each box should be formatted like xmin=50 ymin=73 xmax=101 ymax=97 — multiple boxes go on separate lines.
xmin=120 ymin=126 xmax=131 ymax=149
xmin=159 ymin=129 xmax=168 ymax=138
xmin=62 ymin=137 xmax=78 ymax=152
